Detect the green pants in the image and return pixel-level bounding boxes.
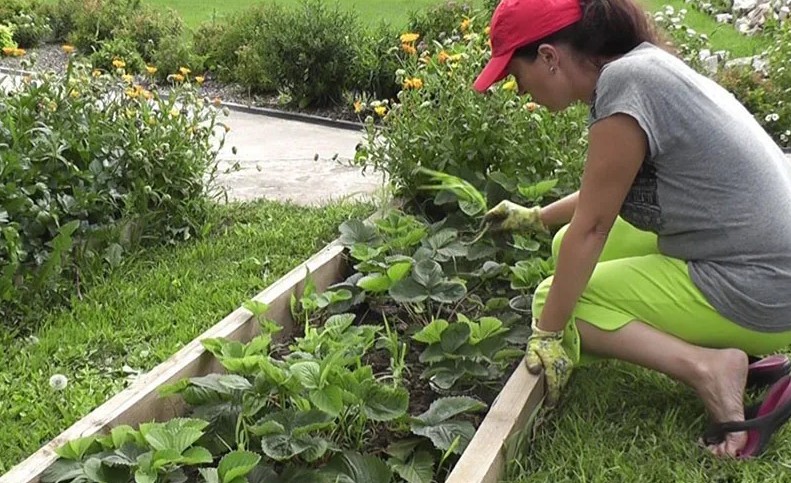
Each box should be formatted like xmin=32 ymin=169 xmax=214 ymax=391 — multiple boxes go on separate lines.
xmin=531 ymin=217 xmax=791 ymax=365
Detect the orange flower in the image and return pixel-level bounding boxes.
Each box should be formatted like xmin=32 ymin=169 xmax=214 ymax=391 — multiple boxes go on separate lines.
xmin=61 ymin=44 xmax=75 ymax=54
xmin=212 ymin=97 xmax=222 ymax=107
xmin=401 ymin=43 xmax=417 ymax=55
xmin=91 ymin=69 xmax=102 ymax=78
xmin=179 ymin=66 xmax=191 ymax=76
xmin=399 ymin=32 xmax=420 ymax=43
xmin=524 ymin=102 xmax=539 ymax=112
xmin=437 ymin=50 xmax=450 ymax=64
xmin=403 ymin=77 xmax=423 ymax=90
xmin=195 ymin=76 xmax=205 ymax=85
xmin=122 ymin=74 xmax=134 ymax=83
xmin=460 ymin=18 xmax=471 ymax=32
xmin=374 ymin=105 xmax=387 ymax=117
xmin=484 ymin=26 xmax=491 ymax=35
xmin=353 ymin=100 xmax=363 ymax=113
xmin=112 ymin=59 xmax=126 ymax=69
xmin=145 ymin=65 xmax=158 ymax=75
xmin=170 ymin=73 xmax=185 ymax=83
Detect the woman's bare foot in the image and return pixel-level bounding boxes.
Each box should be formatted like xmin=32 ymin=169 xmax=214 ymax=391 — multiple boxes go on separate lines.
xmin=692 ymin=348 xmax=749 ymax=457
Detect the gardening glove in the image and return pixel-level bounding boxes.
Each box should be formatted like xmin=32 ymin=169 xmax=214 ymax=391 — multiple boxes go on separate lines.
xmin=483 ymin=200 xmax=548 ymax=234
xmin=525 ymin=319 xmax=573 ymax=407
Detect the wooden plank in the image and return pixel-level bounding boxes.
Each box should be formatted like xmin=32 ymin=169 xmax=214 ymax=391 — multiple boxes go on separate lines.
xmin=445 ymin=363 xmax=545 ymax=483
xmin=2 ymin=241 xmax=347 ymax=483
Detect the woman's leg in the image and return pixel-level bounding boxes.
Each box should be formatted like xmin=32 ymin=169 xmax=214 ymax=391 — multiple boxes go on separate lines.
xmin=551 ymin=217 xmax=658 ymax=262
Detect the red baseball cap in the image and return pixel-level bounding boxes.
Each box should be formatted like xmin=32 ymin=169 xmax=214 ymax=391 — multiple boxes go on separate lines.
xmin=473 ymin=0 xmax=583 ymax=92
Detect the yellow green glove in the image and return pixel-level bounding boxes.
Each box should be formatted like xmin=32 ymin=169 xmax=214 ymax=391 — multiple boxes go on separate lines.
xmin=483 ymin=200 xmax=548 ymax=234
xmin=525 ymin=319 xmax=573 ymax=407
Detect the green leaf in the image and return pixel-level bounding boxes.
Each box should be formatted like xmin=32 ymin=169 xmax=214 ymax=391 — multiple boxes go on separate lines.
xmin=384 ymin=438 xmax=422 ymax=461
xmin=429 ymin=281 xmax=467 ymax=304
xmin=220 ymin=356 xmax=267 ymax=375
xmin=350 ymin=244 xmax=384 ymax=262
xmin=412 ymin=259 xmax=443 ymax=288
xmin=339 ymin=220 xmax=380 ymax=247
xmin=110 ymin=426 xmax=139 ymax=448
xmin=55 ymin=436 xmax=100 ymax=460
xmin=488 ymin=171 xmax=518 ymax=191
xmin=181 ymin=446 xmax=213 ymax=465
xmin=362 ymin=383 xmax=409 ymax=421
xmin=410 ymin=420 xmax=477 ymax=454
xmin=512 ymin=234 xmax=540 ymax=252
xmin=471 ymin=317 xmax=506 ymax=343
xmin=199 ymin=468 xmax=220 ymax=483
xmin=415 ymin=396 xmax=487 ymax=425
xmin=389 ymin=278 xmax=427 ymax=304
xmin=191 ymin=374 xmax=253 ymax=395
xmin=389 ymin=450 xmax=434 ymax=483
xmin=417 ymin=168 xmax=487 ymax=216
xmin=386 ymin=261 xmax=412 ymax=282
xmin=242 ymin=300 xmax=270 ymax=318
xmin=439 ymin=323 xmax=471 ymax=353
xmin=260 ymin=434 xmax=296 ymax=461
xmin=324 ymin=451 xmax=393 ymax=483
xmin=459 ymin=199 xmax=484 ymax=216
xmin=293 ymin=409 xmax=335 ymax=433
xmin=356 ymin=273 xmax=392 ymax=293
xmin=411 ymin=319 xmax=448 ymax=344
xmin=291 ymin=435 xmax=330 ymax=462
xmin=324 ymin=313 xmax=356 ymax=336
xmin=425 ymin=368 xmax=463 ymax=391
xmin=144 ymin=425 xmax=204 ymax=453
xmin=218 ymin=451 xmax=261 ymax=483
xmin=250 ymin=420 xmax=285 ymax=437
xmin=41 ymin=460 xmax=84 ymax=483
xmin=134 ymin=468 xmax=158 ymax=483
xmin=309 ymin=385 xmax=344 ymax=416
xmin=517 ymin=178 xmax=558 ymax=200
xmin=290 ymin=361 xmax=322 ymax=390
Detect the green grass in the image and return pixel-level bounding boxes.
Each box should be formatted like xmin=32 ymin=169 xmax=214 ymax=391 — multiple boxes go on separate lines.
xmin=0 ymin=199 xmax=372 ymax=474
xmin=146 ymin=0 xmax=476 ymax=28
xmin=640 ymin=0 xmax=772 ymax=57
xmin=502 ymin=361 xmax=791 ymax=482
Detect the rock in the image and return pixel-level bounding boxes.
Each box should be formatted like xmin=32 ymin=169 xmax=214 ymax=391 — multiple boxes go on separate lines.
xmin=780 ymin=6 xmax=790 ymax=20
xmin=733 ymin=0 xmax=758 ymax=12
xmin=715 ymin=12 xmax=734 ymax=22
xmin=753 ymin=56 xmax=769 ymax=73
xmin=725 ymin=56 xmax=756 ymax=69
xmin=698 ymin=48 xmax=712 ymax=60
xmin=745 ymin=2 xmax=773 ymax=28
xmin=735 ymin=17 xmax=752 ymax=32
xmin=702 ymin=55 xmax=720 ymax=75
xmin=714 ymin=50 xmax=731 ymax=61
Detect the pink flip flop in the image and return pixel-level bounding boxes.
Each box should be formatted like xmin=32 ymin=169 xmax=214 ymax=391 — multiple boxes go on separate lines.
xmin=747 ymin=355 xmax=791 ymax=389
xmin=703 ymin=375 xmax=791 ymax=458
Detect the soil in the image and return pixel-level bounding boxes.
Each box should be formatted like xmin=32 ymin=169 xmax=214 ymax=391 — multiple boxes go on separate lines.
xmin=0 ymin=43 xmax=364 ymax=123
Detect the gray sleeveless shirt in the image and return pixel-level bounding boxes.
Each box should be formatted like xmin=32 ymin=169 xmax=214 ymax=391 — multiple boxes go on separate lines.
xmin=590 ymin=42 xmax=791 ymax=332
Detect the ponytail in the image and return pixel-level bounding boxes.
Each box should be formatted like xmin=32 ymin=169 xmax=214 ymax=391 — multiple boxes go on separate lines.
xmin=514 ymin=0 xmax=663 ymax=66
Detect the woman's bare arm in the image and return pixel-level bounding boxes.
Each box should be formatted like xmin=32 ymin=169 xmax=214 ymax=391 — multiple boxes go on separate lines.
xmin=540 ymin=191 xmax=579 ymax=228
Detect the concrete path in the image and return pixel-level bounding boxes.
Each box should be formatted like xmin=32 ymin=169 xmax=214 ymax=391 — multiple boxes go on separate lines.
xmin=212 ymin=110 xmax=384 ymax=206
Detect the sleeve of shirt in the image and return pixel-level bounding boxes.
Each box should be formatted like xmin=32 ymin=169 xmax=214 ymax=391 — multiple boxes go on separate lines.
xmin=590 ymin=60 xmax=662 ymax=158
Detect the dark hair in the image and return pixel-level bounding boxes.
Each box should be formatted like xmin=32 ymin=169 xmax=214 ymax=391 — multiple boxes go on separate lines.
xmin=514 ymin=0 xmax=664 ymax=67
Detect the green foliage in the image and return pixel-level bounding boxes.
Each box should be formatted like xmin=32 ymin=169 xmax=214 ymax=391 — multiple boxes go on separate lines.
xmin=350 ymin=20 xmax=403 ymax=100
xmin=255 ymin=0 xmax=360 ymax=107
xmin=192 ymin=19 xmax=231 ymax=76
xmin=0 ymin=60 xmax=227 ymax=327
xmin=150 ymin=34 xmax=206 ymax=81
xmin=68 ymin=0 xmax=136 ymax=52
xmin=406 ymin=0 xmax=474 ymax=45
xmin=7 ymin=11 xmax=51 ymax=47
xmin=409 ymin=396 xmax=487 ymax=454
xmin=0 ymin=24 xmax=16 ymax=49
xmin=111 ymin=6 xmax=183 ymax=62
xmin=35 ymin=0 xmax=78 ymax=42
xmin=89 ymin=37 xmax=146 ymax=73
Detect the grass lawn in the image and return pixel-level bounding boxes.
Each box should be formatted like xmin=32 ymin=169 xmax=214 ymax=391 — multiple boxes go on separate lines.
xmin=502 ymin=361 xmax=791 ymax=482
xmin=0 ymin=199 xmax=372 ymax=474
xmin=146 ymin=0 xmax=479 ymax=28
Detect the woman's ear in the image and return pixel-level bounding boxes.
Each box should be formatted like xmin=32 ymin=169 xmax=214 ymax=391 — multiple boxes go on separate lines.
xmin=536 ymin=44 xmax=559 ymax=68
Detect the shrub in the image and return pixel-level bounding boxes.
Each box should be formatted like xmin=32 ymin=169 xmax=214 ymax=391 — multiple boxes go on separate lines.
xmin=353 ymin=11 xmax=587 ymax=208
xmin=7 ymin=11 xmax=51 ymax=47
xmin=407 ymin=1 xmax=474 ymax=46
xmin=234 ymin=42 xmax=276 ymax=94
xmin=89 ymin=37 xmax=146 ymax=74
xmin=0 ymin=60 xmax=228 ymax=327
xmin=150 ymin=34 xmax=206 ymax=82
xmin=35 ymin=0 xmax=79 ymax=42
xmin=0 ymin=24 xmax=15 ymax=49
xmin=193 ymin=19 xmax=229 ymax=74
xmin=68 ymin=0 xmax=136 ymax=52
xmin=256 ymin=0 xmax=360 ymax=107
xmin=350 ymin=21 xmax=403 ymax=100
xmin=111 ymin=6 xmax=183 ymax=62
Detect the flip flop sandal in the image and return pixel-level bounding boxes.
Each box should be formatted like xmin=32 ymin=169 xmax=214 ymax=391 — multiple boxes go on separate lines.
xmin=747 ymin=355 xmax=791 ymax=390
xmin=702 ymin=375 xmax=791 ymax=458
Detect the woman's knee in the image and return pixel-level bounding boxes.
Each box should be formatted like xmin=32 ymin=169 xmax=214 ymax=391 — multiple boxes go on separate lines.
xmin=531 ymin=276 xmax=554 ymax=317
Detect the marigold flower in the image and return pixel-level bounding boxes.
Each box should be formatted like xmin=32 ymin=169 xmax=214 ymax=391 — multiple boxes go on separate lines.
xmin=145 ymin=65 xmax=157 ymax=75
xmin=195 ymin=76 xmax=205 ymax=85
xmin=411 ymin=77 xmax=423 ymax=89
xmin=401 ymin=43 xmax=417 ymax=55
xmin=437 ymin=50 xmax=450 ymax=64
xmin=112 ymin=59 xmax=126 ymax=69
xmin=179 ymin=66 xmax=191 ymax=76
xmin=524 ymin=102 xmax=538 ymax=112
xmin=502 ymin=79 xmax=517 ymax=91
xmin=70 ymin=89 xmax=79 ymax=98
xmin=122 ymin=74 xmax=134 ymax=83
xmin=353 ymin=100 xmax=363 ymax=113
xmin=15 ymin=48 xmax=26 ymax=57
xmin=399 ymin=32 xmax=420 ymax=43
xmin=170 ymin=73 xmax=185 ymax=83
xmin=484 ymin=26 xmax=491 ymax=35
xmin=92 ymin=69 xmax=102 ymax=77
xmin=460 ymin=18 xmax=471 ymax=32
xmin=61 ymin=44 xmax=75 ymax=54
xmin=212 ymin=97 xmax=222 ymax=107
xmin=170 ymin=108 xmax=180 ymax=117
xmin=1 ymin=47 xmax=14 ymax=56
xmin=125 ymin=87 xmax=138 ymax=98
xmin=374 ymin=105 xmax=387 ymax=117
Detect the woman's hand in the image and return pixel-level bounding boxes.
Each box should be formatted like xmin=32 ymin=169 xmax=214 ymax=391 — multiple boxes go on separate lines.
xmin=526 ymin=320 xmax=573 ymax=407
xmin=483 ymin=200 xmax=548 ymax=233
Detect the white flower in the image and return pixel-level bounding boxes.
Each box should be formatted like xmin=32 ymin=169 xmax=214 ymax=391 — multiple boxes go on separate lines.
xmin=782 ymin=134 xmax=788 ymax=142
xmin=772 ymin=113 xmax=780 ymax=121
xmin=49 ymin=374 xmax=68 ymax=390
xmin=665 ymin=5 xmax=675 ymax=15
xmin=687 ymin=28 xmax=697 ymax=36
xmin=784 ymin=130 xmax=790 ymax=136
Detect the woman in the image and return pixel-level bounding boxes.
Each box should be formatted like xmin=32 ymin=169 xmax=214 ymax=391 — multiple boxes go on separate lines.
xmin=475 ymin=0 xmax=791 ymax=458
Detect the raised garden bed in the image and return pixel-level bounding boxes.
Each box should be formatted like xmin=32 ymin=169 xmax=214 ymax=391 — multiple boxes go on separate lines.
xmin=1 ymin=203 xmax=546 ymax=483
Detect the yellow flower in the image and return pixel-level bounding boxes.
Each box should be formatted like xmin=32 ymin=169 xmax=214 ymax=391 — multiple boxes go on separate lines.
xmin=61 ymin=44 xmax=75 ymax=54
xmin=399 ymin=32 xmax=420 ymax=43
xmin=374 ymin=105 xmax=387 ymax=117
xmin=69 ymin=89 xmax=79 ymax=98
xmin=448 ymin=53 xmax=463 ymax=62
xmin=437 ymin=50 xmax=450 ymax=64
xmin=147 ymin=117 xmax=157 ymax=126
xmin=112 ymin=59 xmax=126 ymax=69
xmin=179 ymin=66 xmax=191 ymax=76
xmin=124 ymin=87 xmax=138 ymax=98
xmin=146 ymin=65 xmax=158 ymax=75
xmin=401 ymin=43 xmax=417 ymax=55
xmin=122 ymin=74 xmax=134 ymax=83
xmin=411 ymin=77 xmax=423 ymax=89
xmin=15 ymin=48 xmax=26 ymax=57
xmin=170 ymin=73 xmax=185 ymax=83
xmin=195 ymin=76 xmax=205 ymax=85
xmin=141 ymin=89 xmax=152 ymax=100
xmin=47 ymin=101 xmax=57 ymax=112
xmin=91 ymin=69 xmax=102 ymax=77
xmin=524 ymin=102 xmax=539 ymax=112
xmin=484 ymin=26 xmax=491 ymax=35
xmin=170 ymin=108 xmax=180 ymax=117
xmin=402 ymin=78 xmax=413 ymax=89
xmin=1 ymin=47 xmax=14 ymax=56
xmin=502 ymin=79 xmax=517 ymax=91
xmin=353 ymin=100 xmax=363 ymax=113
xmin=460 ymin=18 xmax=471 ymax=32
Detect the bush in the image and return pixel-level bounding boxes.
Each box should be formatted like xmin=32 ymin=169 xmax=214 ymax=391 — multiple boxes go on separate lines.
xmin=68 ymin=0 xmax=136 ymax=52
xmin=35 ymin=0 xmax=78 ymax=42
xmin=7 ymin=11 xmax=51 ymax=47
xmin=111 ymin=6 xmax=183 ymax=62
xmin=89 ymin=37 xmax=146 ymax=74
xmin=0 ymin=24 xmax=15 ymax=49
xmin=350 ymin=21 xmax=403 ymax=100
xmin=257 ymin=0 xmax=360 ymax=107
xmin=193 ymin=19 xmax=229 ymax=74
xmin=354 ymin=10 xmax=587 ymax=207
xmin=407 ymin=1 xmax=474 ymax=46
xmin=150 ymin=34 xmax=206 ymax=82
xmin=0 ymin=60 xmax=228 ymax=327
